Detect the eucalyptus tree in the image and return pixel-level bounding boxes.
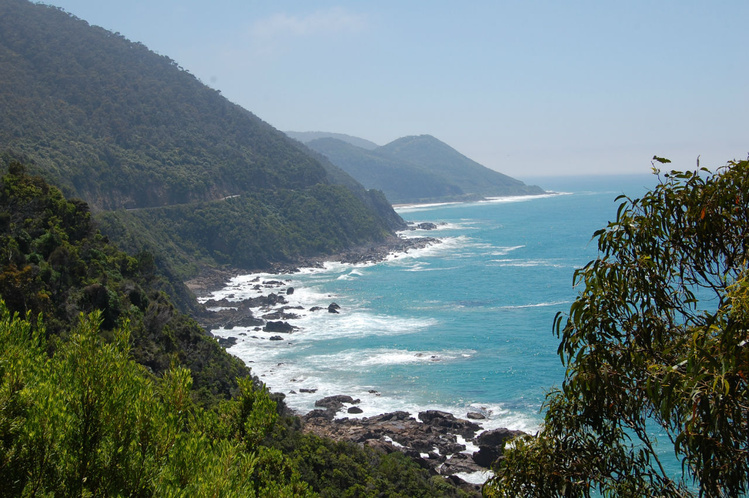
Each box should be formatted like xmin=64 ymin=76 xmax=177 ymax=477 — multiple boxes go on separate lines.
xmin=486 ymin=160 xmax=749 ymax=497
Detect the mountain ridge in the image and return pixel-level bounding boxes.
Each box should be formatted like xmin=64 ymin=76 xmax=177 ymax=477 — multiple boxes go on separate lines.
xmin=300 ymin=133 xmax=545 ymax=204
xmin=286 ymin=131 xmax=379 ymax=150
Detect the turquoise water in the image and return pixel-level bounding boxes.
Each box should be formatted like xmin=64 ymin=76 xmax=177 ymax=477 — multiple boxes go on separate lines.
xmin=205 ymin=173 xmax=658 ymax=435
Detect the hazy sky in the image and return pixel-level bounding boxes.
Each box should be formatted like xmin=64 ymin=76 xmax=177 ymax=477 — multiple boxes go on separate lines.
xmin=46 ymin=0 xmax=747 ymax=178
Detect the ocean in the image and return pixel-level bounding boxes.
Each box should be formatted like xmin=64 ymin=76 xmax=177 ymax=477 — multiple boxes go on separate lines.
xmin=204 ymin=174 xmax=659 ymax=438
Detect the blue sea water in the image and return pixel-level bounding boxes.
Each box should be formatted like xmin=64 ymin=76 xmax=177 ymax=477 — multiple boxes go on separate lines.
xmin=205 ymin=174 xmax=659 ymax=437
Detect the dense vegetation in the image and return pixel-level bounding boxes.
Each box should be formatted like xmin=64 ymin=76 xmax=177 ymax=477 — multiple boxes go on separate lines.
xmin=302 ymin=134 xmax=545 ymax=204
xmin=0 ymin=160 xmax=249 ymax=403
xmin=97 ymin=184 xmax=397 ymax=276
xmin=0 ymin=0 xmax=404 ymax=278
xmin=485 ymin=160 xmax=749 ymax=497
xmin=0 ymin=306 xmax=479 ymax=497
xmin=0 ymin=164 xmax=475 ymax=496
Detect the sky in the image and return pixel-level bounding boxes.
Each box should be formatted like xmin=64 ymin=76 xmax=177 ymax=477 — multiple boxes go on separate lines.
xmin=44 ymin=0 xmax=748 ymax=178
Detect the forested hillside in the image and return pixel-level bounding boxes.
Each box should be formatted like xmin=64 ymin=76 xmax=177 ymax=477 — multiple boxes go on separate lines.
xmin=0 ymin=0 xmax=404 ymax=277
xmin=302 ymin=134 xmax=545 ymax=204
xmin=0 ymin=163 xmax=476 ymax=496
xmin=0 ymin=160 xmax=249 ymax=403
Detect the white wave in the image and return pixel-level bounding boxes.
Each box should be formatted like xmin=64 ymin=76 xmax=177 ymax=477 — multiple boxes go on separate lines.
xmin=381 ymin=236 xmax=465 ymax=263
xmin=394 ymin=192 xmax=567 ymax=214
xmin=404 ymin=264 xmax=457 ymax=272
xmin=400 ymin=220 xmax=482 ymax=233
xmin=491 ymin=258 xmax=568 ymax=268
xmin=394 ymin=201 xmax=463 ymax=212
xmin=198 ymin=273 xmax=293 ymax=303
xmin=293 ymin=312 xmax=437 ymax=341
xmin=490 ymin=245 xmax=525 ymax=256
xmin=497 ymin=300 xmax=570 ymax=310
xmin=481 ymin=192 xmax=566 ymax=204
xmin=314 ymin=348 xmax=474 ymax=368
xmin=336 ymin=270 xmax=362 ymax=280
xmin=455 ymin=470 xmax=494 ymax=485
xmin=214 ymin=327 xmax=543 ymax=434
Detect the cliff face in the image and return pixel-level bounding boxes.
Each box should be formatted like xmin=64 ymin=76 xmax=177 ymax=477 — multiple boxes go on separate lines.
xmin=0 ymin=0 xmax=404 ymax=276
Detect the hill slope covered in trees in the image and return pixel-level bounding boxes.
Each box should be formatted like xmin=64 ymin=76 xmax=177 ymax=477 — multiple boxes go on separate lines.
xmin=300 ymin=134 xmax=545 ymax=204
xmin=0 ymin=0 xmax=404 ymax=277
xmin=0 ymin=162 xmax=477 ymax=497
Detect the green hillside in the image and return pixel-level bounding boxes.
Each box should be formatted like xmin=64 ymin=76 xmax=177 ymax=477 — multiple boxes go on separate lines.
xmin=0 ymin=161 xmax=477 ymax=497
xmin=0 ymin=0 xmax=403 ymax=277
xmin=305 ymin=134 xmax=545 ymax=204
xmin=0 ymin=160 xmax=249 ymax=403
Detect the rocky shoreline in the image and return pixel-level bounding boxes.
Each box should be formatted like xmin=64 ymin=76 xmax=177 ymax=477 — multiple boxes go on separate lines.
xmin=186 ymin=231 xmax=525 ymax=490
xmin=302 ymin=400 xmax=525 ymax=492
xmin=186 ymin=234 xmax=439 ymax=298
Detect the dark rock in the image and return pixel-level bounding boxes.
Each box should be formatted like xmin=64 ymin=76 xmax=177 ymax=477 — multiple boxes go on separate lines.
xmin=315 ymin=395 xmax=359 ymax=412
xmin=446 ymin=474 xmax=483 ymax=495
xmin=371 ymin=411 xmax=411 ymax=422
xmin=328 ymin=302 xmax=341 ymax=313
xmin=217 ymin=336 xmax=237 ymax=348
xmin=416 ymin=222 xmax=438 ymax=230
xmin=286 ymin=287 xmax=294 ymax=295
xmin=472 ymin=428 xmax=525 ymax=468
xmin=233 ymin=315 xmax=265 ymax=328
xmin=304 ymin=409 xmax=335 ymax=421
xmin=299 ymin=388 xmax=317 ymax=393
xmin=263 ymin=280 xmax=285 ymax=287
xmin=263 ymin=321 xmax=295 ymax=333
xmin=262 ymin=311 xmax=301 ymax=320
xmin=269 ymin=335 xmax=283 ymax=341
xmin=262 ymin=293 xmax=287 ymax=307
xmin=476 ymin=427 xmax=523 ymax=447
xmin=419 ymin=410 xmax=481 ymax=439
xmin=347 ymin=406 xmax=363 ymax=414
xmin=466 ymin=412 xmax=486 ymax=420
xmin=202 ymin=297 xmax=235 ymax=308
xmin=301 ymin=407 xmax=506 ymax=485
xmin=309 ymin=306 xmax=323 ymax=312
xmin=405 ymin=450 xmax=432 ymax=470
xmin=439 ymin=452 xmax=484 ymax=475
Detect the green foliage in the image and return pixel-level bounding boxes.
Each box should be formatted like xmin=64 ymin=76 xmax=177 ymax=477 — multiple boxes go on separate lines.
xmin=486 ymin=161 xmax=749 ymax=497
xmin=0 ymin=0 xmax=404 ymax=277
xmin=0 ymin=303 xmax=312 ymax=497
xmin=0 ymin=304 xmax=473 ymax=496
xmin=97 ymin=184 xmax=393 ymax=275
xmin=0 ymin=164 xmax=250 ymax=403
